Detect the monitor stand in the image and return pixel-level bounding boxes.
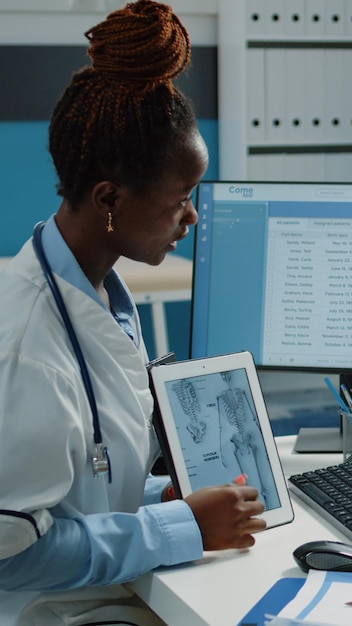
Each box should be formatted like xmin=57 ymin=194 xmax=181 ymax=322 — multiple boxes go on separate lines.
xmin=293 ymin=427 xmax=342 ymax=453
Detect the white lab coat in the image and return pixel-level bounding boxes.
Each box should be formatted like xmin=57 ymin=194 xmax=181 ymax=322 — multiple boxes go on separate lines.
xmin=0 ymin=239 xmax=164 ymax=625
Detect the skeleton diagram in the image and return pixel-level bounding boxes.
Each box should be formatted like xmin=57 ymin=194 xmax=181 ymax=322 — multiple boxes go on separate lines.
xmin=217 ymin=370 xmax=277 ymax=509
xmin=171 ymin=379 xmax=206 ymax=443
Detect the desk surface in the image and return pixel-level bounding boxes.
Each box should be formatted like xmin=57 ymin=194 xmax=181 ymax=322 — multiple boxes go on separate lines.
xmin=131 ymin=436 xmax=346 ymax=626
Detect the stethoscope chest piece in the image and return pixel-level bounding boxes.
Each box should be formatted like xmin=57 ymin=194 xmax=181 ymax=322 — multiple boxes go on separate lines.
xmin=92 ymin=443 xmax=112 ymax=483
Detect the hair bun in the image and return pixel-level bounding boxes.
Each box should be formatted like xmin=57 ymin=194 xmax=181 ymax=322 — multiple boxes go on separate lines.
xmin=85 ymin=0 xmax=190 ymax=88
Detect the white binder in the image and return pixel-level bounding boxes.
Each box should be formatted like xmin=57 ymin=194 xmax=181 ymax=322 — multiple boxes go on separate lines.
xmin=247 ymin=154 xmax=267 ymax=180
xmin=263 ymin=0 xmax=284 ymax=36
xmin=324 ymin=49 xmax=346 ymax=142
xmin=264 ymin=154 xmax=285 ymax=180
xmin=344 ymin=0 xmax=352 ymax=37
xmin=284 ymin=0 xmax=305 ymax=36
xmin=246 ymin=0 xmax=264 ymax=36
xmin=303 ymin=154 xmax=326 ymax=181
xmin=303 ymin=49 xmax=325 ymax=143
xmin=265 ymin=48 xmax=286 ymax=142
xmin=324 ymin=0 xmax=345 ymax=37
xmin=283 ymin=154 xmax=306 ymax=180
xmin=246 ymin=48 xmax=265 ymax=143
xmin=285 ymin=49 xmax=306 ymax=142
xmin=342 ymin=49 xmax=352 ymax=142
xmin=305 ymin=0 xmax=326 ymax=37
xmin=324 ymin=153 xmax=348 ymax=181
xmin=341 ymin=154 xmax=352 ymax=182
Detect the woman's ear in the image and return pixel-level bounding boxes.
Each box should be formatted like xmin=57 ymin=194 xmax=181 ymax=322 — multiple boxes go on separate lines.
xmin=92 ymin=181 xmax=120 ymax=212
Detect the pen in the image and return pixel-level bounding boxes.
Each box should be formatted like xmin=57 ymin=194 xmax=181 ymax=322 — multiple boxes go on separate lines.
xmin=234 ymin=473 xmax=247 ymax=486
xmin=324 ymin=376 xmax=350 ymax=413
xmin=340 ymin=383 xmax=352 ymax=412
xmin=167 ymin=483 xmax=176 ymax=499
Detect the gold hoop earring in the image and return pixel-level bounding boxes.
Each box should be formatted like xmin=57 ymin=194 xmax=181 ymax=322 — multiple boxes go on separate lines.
xmin=106 ymin=211 xmax=114 ymax=233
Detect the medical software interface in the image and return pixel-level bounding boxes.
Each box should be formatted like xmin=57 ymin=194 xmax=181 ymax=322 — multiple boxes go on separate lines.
xmin=191 ymin=182 xmax=352 ymax=370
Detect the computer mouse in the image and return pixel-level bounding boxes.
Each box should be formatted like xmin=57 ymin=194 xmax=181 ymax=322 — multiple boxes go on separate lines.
xmin=293 ymin=540 xmax=352 ymax=573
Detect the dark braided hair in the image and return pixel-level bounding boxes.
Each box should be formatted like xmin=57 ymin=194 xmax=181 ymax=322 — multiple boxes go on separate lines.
xmin=49 ymin=0 xmax=197 ymax=208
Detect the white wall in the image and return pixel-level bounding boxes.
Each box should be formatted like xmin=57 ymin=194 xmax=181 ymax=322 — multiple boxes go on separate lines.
xmin=0 ymin=0 xmax=217 ymax=45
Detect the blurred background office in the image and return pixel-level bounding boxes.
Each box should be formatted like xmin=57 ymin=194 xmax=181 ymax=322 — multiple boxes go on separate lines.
xmin=2 ymin=0 xmax=352 ymax=434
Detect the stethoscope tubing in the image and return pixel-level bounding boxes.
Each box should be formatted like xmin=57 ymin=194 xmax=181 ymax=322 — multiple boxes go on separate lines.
xmin=32 ymin=221 xmax=111 ymax=482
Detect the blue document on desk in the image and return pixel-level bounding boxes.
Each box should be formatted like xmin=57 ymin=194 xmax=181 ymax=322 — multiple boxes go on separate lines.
xmin=238 ymin=578 xmax=305 ymax=626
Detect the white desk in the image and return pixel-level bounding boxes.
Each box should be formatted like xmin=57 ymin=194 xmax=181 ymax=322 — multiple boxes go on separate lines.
xmin=130 ymin=436 xmax=346 ymax=626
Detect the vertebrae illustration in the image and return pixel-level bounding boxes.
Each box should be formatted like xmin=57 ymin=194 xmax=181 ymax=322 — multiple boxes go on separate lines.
xmin=219 ymin=387 xmax=246 ymax=430
xmin=171 ymin=379 xmax=206 ymax=443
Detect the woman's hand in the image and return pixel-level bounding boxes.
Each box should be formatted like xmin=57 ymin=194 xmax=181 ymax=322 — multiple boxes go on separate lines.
xmin=184 ymin=484 xmax=266 ymax=550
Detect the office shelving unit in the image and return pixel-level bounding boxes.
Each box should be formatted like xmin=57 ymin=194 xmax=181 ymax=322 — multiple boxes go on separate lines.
xmin=218 ymin=0 xmax=352 ymax=182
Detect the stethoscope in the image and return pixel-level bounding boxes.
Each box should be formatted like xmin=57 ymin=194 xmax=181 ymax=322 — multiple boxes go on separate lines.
xmin=32 ymin=222 xmax=112 ymax=483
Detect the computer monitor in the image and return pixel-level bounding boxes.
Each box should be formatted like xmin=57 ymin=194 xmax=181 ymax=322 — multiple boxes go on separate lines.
xmin=190 ymin=181 xmax=352 ymax=451
xmin=191 ymin=180 xmax=352 ymax=370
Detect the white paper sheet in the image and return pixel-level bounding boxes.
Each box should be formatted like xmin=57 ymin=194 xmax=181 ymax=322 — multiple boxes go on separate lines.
xmin=265 ymin=570 xmax=352 ymax=626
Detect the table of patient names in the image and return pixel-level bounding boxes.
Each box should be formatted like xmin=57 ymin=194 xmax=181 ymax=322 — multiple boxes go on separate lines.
xmin=263 ymin=216 xmax=352 ymax=368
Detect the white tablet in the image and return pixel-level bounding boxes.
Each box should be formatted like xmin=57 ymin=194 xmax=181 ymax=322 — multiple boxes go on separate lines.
xmin=149 ymin=351 xmax=294 ymax=530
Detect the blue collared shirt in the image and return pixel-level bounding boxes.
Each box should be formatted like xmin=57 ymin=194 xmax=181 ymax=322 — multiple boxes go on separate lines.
xmin=42 ymin=214 xmax=138 ymax=344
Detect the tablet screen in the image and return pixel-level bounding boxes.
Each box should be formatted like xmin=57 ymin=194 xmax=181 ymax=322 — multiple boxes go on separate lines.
xmin=150 ymin=351 xmax=294 ymax=529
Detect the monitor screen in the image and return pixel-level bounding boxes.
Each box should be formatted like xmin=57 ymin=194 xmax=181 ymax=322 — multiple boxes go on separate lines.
xmin=190 ymin=181 xmax=352 ymax=372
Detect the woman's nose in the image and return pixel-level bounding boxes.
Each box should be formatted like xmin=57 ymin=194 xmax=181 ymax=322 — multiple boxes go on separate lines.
xmin=184 ymin=200 xmax=198 ymax=226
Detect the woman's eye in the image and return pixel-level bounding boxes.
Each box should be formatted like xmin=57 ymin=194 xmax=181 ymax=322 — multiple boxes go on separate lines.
xmin=179 ymin=197 xmax=190 ymax=208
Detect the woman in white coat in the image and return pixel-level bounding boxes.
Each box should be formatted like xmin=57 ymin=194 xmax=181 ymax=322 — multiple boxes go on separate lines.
xmin=0 ymin=1 xmax=266 ymax=624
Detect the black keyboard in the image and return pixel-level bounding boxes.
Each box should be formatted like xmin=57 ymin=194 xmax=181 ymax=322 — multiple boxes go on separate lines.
xmin=289 ymin=462 xmax=352 ymax=540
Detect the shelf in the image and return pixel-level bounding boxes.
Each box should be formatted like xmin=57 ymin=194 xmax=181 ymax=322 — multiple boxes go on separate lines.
xmin=247 ymin=143 xmax=352 ymax=151
xmin=218 ymin=0 xmax=352 ymax=180
xmin=247 ymin=38 xmax=352 ymax=45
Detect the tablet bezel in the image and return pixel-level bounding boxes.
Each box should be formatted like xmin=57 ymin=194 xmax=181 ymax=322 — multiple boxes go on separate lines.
xmin=150 ymin=351 xmax=294 ymax=530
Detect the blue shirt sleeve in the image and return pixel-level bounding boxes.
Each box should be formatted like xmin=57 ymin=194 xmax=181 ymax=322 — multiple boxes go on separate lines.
xmin=0 ymin=501 xmax=203 ymax=592
xmin=142 ymin=473 xmax=170 ymax=505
